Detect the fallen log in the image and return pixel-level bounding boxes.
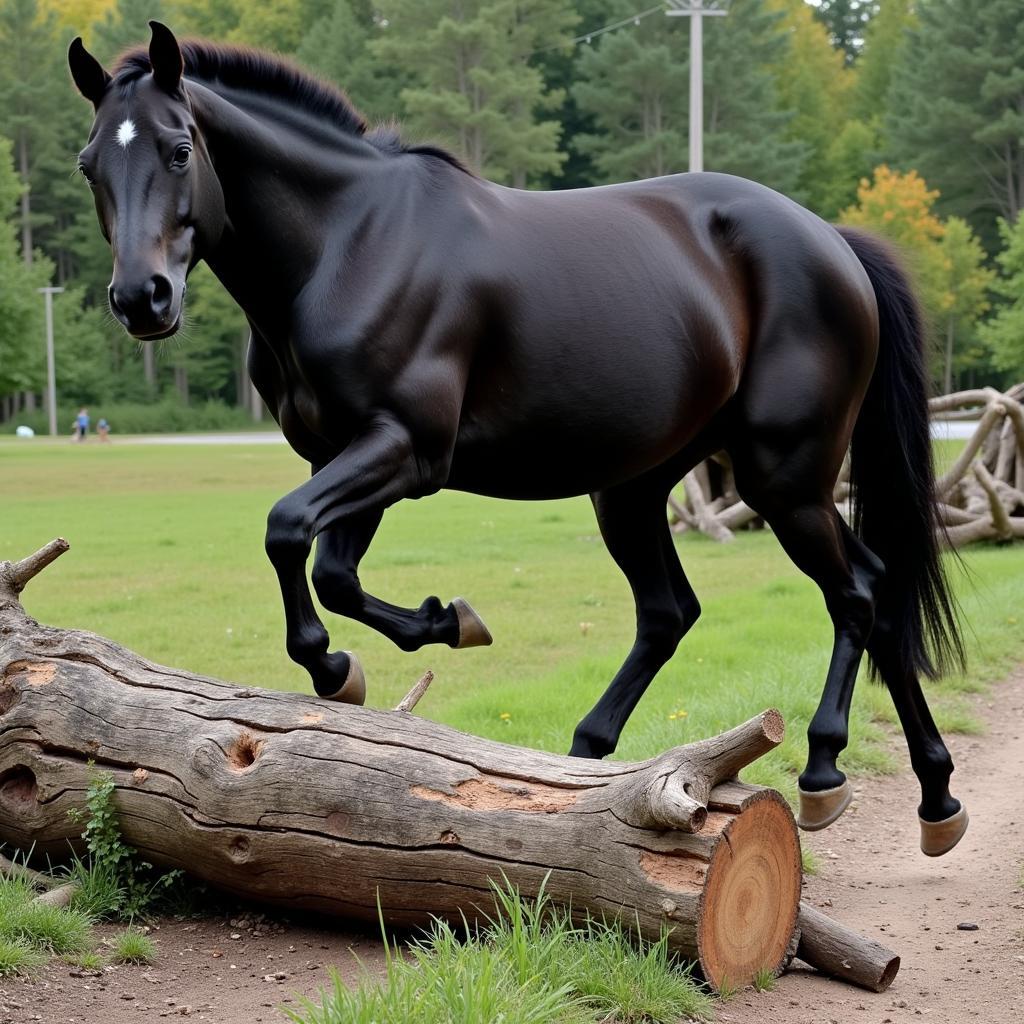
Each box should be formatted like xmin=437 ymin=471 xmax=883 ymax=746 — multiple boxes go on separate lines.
xmin=0 ymin=541 xmax=895 ymax=992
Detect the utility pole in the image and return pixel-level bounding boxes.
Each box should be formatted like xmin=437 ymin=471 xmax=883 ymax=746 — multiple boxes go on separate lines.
xmin=666 ymin=1 xmax=728 ymax=173
xmin=38 ymin=286 xmax=64 ymax=437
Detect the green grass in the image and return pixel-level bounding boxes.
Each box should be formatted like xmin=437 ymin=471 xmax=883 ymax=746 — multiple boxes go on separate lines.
xmin=287 ymin=882 xmax=711 ymax=1024
xmin=0 ymin=874 xmax=92 ymax=971
xmin=3 ymin=439 xmax=1023 ymax=799
xmin=800 ymin=845 xmax=821 ymax=876
xmin=108 ymin=928 xmax=156 ymax=965
xmin=0 ymin=936 xmax=46 ymax=978
xmin=752 ymin=966 xmax=776 ymax=992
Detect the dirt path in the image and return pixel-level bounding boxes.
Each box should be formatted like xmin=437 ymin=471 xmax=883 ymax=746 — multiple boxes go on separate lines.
xmin=725 ymin=668 xmax=1024 ymax=1024
xmin=2 ymin=670 xmax=1022 ymax=1024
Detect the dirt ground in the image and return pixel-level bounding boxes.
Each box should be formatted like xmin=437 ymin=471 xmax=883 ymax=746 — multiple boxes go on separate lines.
xmin=2 ymin=669 xmax=1022 ymax=1024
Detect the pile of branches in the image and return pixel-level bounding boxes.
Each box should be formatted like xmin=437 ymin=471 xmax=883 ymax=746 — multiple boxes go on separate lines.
xmin=669 ymin=383 xmax=1024 ymax=549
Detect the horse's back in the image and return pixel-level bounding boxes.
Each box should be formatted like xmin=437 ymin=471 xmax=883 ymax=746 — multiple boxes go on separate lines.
xmin=447 ymin=172 xmax=873 ymax=498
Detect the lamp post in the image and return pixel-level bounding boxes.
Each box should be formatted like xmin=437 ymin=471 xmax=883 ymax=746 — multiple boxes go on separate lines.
xmin=665 ymin=1 xmax=728 ymax=173
xmin=38 ymin=286 xmax=64 ymax=437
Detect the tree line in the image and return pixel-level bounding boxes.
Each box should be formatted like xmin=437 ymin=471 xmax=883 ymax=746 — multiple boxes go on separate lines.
xmin=1 ymin=0 xmax=1023 ymax=428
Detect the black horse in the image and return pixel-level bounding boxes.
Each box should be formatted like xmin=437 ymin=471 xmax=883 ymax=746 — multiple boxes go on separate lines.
xmin=69 ymin=23 xmax=967 ymax=854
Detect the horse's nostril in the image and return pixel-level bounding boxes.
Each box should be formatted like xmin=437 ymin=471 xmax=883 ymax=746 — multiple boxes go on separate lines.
xmin=149 ymin=275 xmax=174 ymax=316
xmin=107 ymin=285 xmax=129 ymax=324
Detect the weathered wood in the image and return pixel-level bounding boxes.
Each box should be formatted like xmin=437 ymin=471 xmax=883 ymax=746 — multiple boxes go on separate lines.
xmin=668 ymin=383 xmax=1024 ymax=548
xmin=0 ymin=542 xmax=802 ymax=991
xmin=796 ymin=902 xmax=900 ymax=993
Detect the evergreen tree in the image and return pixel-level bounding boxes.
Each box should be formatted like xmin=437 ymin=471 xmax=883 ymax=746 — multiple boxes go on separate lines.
xmin=91 ymin=0 xmax=166 ymax=65
xmin=371 ymin=0 xmax=578 ymax=187
xmin=296 ymin=0 xmax=404 ymax=123
xmin=0 ymin=0 xmax=65 ymax=265
xmin=813 ymin=0 xmax=878 ymax=63
xmin=886 ymin=0 xmax=1024 ymax=248
xmin=0 ymin=137 xmax=53 ymax=412
xmin=573 ymin=0 xmax=807 ymax=195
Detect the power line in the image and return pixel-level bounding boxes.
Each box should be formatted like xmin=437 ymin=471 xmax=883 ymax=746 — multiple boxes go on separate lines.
xmin=531 ymin=4 xmax=667 ymax=55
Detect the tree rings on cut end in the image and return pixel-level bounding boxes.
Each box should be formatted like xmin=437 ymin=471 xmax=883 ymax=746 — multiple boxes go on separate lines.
xmin=697 ymin=789 xmax=801 ymax=991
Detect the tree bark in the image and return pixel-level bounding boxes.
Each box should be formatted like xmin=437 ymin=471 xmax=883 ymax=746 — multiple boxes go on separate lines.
xmin=796 ymin=903 xmax=900 ymax=993
xmin=0 ymin=544 xmax=811 ymax=991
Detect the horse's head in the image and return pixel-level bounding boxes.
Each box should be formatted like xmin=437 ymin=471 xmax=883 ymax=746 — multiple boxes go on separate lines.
xmin=69 ymin=22 xmax=224 ymax=339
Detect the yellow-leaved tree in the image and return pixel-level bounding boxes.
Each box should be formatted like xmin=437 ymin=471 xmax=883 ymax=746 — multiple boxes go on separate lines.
xmin=841 ymin=166 xmax=991 ymax=390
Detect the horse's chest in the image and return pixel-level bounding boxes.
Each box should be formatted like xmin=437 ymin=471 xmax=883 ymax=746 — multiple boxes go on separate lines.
xmin=259 ymin=343 xmax=363 ymax=459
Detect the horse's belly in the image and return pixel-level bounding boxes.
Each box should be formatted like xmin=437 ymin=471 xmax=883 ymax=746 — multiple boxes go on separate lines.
xmin=449 ymin=367 xmax=729 ymax=499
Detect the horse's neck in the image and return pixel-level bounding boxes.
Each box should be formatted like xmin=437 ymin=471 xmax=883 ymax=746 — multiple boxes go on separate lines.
xmin=187 ymin=80 xmax=381 ymax=334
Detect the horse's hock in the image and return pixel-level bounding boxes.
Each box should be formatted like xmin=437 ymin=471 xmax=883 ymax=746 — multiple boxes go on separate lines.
xmin=0 ymin=541 xmax=897 ymax=993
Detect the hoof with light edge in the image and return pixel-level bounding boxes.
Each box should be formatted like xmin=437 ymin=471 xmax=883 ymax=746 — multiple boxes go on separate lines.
xmin=920 ymin=804 xmax=968 ymax=857
xmin=452 ymin=597 xmax=493 ymax=649
xmin=796 ymin=780 xmax=853 ymax=831
xmin=323 ymin=651 xmax=366 ymax=706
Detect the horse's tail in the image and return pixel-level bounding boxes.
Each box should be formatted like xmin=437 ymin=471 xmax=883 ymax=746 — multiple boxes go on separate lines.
xmin=837 ymin=225 xmax=964 ymax=681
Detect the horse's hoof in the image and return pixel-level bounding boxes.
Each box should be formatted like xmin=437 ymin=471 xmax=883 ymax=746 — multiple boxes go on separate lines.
xmin=321 ymin=651 xmax=366 ymax=705
xmin=920 ymin=803 xmax=968 ymax=857
xmin=452 ymin=597 xmax=492 ymax=649
xmin=797 ymin=780 xmax=853 ymax=831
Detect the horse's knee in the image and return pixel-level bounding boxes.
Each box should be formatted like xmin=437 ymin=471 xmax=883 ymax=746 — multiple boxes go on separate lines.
xmin=265 ymin=499 xmax=311 ymax=560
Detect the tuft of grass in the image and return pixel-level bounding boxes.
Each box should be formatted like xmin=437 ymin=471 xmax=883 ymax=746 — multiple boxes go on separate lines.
xmin=0 ymin=936 xmax=46 ymax=978
xmin=0 ymin=873 xmax=91 ymax=962
xmin=801 ymin=844 xmax=821 ymax=876
xmin=65 ymin=949 xmax=106 ymax=971
xmin=0 ymin=899 xmax=92 ymax=956
xmin=109 ymin=928 xmax=156 ymax=965
xmin=752 ymin=966 xmax=776 ymax=992
xmin=716 ymin=974 xmax=739 ymax=1000
xmin=287 ymin=880 xmax=711 ymax=1024
xmin=66 ymin=855 xmax=126 ymax=921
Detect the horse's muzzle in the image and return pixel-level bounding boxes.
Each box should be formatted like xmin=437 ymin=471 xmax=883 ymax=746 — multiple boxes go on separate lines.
xmin=109 ymin=273 xmax=181 ymax=338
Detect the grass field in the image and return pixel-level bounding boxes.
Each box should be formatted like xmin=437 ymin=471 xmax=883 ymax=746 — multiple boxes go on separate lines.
xmin=2 ymin=436 xmax=1022 ymax=799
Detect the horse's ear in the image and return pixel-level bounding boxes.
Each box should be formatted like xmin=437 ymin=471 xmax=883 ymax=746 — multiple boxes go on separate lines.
xmin=149 ymin=21 xmax=184 ymax=96
xmin=68 ymin=37 xmax=111 ymax=107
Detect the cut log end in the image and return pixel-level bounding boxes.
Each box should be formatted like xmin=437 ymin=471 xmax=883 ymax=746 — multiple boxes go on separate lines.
xmin=697 ymin=789 xmax=802 ymax=990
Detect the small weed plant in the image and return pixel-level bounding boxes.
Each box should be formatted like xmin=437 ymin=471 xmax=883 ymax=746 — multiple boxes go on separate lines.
xmin=287 ymin=879 xmax=712 ymax=1024
xmin=752 ymin=966 xmax=776 ymax=992
xmin=67 ymin=769 xmax=182 ymax=920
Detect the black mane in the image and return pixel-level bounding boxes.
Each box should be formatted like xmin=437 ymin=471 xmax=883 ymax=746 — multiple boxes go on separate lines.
xmin=112 ymin=39 xmax=468 ymax=171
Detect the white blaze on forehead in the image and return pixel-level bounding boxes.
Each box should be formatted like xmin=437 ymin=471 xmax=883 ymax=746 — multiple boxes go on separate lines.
xmin=116 ymin=119 xmax=137 ymax=148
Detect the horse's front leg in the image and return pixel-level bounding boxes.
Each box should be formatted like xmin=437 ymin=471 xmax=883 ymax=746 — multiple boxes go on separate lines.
xmin=264 ymin=415 xmax=428 ymax=701
xmin=311 ymin=515 xmax=491 ymax=652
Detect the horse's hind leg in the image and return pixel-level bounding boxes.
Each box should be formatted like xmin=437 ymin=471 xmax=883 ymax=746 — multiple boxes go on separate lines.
xmin=866 ymin=625 xmax=966 ymax=855
xmin=569 ymin=479 xmax=700 ymax=759
xmin=731 ymin=438 xmax=881 ymax=831
xmin=311 ymin=514 xmax=491 ymax=652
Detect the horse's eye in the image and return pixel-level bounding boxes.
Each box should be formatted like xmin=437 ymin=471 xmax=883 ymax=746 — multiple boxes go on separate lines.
xmin=171 ymin=144 xmax=192 ymax=167
xmin=77 ymin=164 xmax=95 ymax=186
